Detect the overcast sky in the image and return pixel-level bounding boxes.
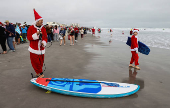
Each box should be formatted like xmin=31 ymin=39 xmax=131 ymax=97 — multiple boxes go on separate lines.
xmin=0 ymin=0 xmax=170 ymax=28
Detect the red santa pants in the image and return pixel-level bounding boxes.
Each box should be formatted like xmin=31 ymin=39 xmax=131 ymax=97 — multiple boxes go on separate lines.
xmin=130 ymin=51 xmax=139 ymax=65
xmin=30 ymin=52 xmax=44 ymax=74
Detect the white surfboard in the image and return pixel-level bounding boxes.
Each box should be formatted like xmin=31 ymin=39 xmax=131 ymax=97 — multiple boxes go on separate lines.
xmin=30 ymin=78 xmax=140 ymax=98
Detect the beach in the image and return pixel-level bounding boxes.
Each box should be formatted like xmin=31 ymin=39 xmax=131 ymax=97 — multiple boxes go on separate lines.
xmin=0 ymin=33 xmax=170 ymax=108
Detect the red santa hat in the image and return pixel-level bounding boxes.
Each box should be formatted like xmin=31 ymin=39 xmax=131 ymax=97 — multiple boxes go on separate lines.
xmin=33 ymin=8 xmax=43 ymax=22
xmin=133 ymin=28 xmax=139 ymax=34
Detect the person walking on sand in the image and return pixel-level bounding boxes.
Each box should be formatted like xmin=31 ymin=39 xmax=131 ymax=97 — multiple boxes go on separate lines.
xmin=69 ymin=27 xmax=75 ymax=46
xmin=15 ymin=23 xmax=21 ymax=45
xmin=27 ymin=9 xmax=47 ymax=78
xmin=46 ymin=24 xmax=52 ymax=43
xmin=0 ymin=22 xmax=7 ymax=54
xmin=59 ymin=27 xmax=66 ymax=46
xmin=5 ymin=20 xmax=16 ymax=52
xmin=80 ymin=27 xmax=84 ymax=39
xmin=129 ymin=29 xmax=140 ymax=70
xmin=21 ymin=24 xmax=28 ymax=43
xmin=53 ymin=25 xmax=58 ymax=42
xmin=84 ymin=27 xmax=87 ymax=36
xmin=74 ymin=26 xmax=79 ymax=43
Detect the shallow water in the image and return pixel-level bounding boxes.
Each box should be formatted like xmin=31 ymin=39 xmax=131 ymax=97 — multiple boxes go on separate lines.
xmin=93 ymin=28 xmax=170 ymax=50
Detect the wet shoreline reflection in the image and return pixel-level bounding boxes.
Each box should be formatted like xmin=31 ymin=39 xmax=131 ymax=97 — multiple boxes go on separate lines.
xmin=121 ymin=67 xmax=145 ymax=98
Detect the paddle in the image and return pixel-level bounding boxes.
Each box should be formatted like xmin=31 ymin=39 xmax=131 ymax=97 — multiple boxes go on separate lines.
xmin=46 ymin=79 xmax=119 ymax=87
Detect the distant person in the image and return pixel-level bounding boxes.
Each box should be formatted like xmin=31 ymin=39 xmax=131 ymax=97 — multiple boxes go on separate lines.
xmin=80 ymin=28 xmax=84 ymax=39
xmin=21 ymin=24 xmax=28 ymax=42
xmin=0 ymin=22 xmax=7 ymax=54
xmin=69 ymin=27 xmax=75 ymax=45
xmin=15 ymin=24 xmax=21 ymax=45
xmin=92 ymin=27 xmax=95 ymax=36
xmin=5 ymin=20 xmax=15 ymax=52
xmin=53 ymin=25 xmax=58 ymax=42
xmin=122 ymin=31 xmax=124 ymax=35
xmin=56 ymin=25 xmax=60 ymax=41
xmin=98 ymin=28 xmax=101 ymax=33
xmin=89 ymin=28 xmax=91 ymax=32
xmin=46 ymin=24 xmax=52 ymax=42
xmin=13 ymin=24 xmax=16 ymax=49
xmin=59 ymin=27 xmax=66 ymax=46
xmin=50 ymin=25 xmax=53 ymax=41
xmin=84 ymin=27 xmax=87 ymax=36
xmin=129 ymin=29 xmax=140 ymax=70
xmin=74 ymin=26 xmax=79 ymax=42
xmin=27 ymin=9 xmax=47 ymax=78
xmin=130 ymin=29 xmax=133 ymax=35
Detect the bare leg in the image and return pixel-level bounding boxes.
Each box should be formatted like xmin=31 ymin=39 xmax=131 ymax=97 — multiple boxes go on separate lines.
xmin=18 ymin=38 xmax=20 ymax=44
xmin=70 ymin=36 xmax=72 ymax=45
xmin=72 ymin=36 xmax=74 ymax=45
xmin=60 ymin=39 xmax=62 ymax=46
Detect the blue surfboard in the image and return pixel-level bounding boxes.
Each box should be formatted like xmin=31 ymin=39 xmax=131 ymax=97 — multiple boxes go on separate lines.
xmin=126 ymin=37 xmax=150 ymax=55
xmin=30 ymin=78 xmax=140 ymax=98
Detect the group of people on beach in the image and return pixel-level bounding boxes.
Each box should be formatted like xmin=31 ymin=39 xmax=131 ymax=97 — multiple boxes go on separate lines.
xmin=0 ymin=8 xmax=140 ymax=78
xmin=0 ymin=21 xmax=33 ymax=54
xmin=0 ymin=20 xmax=91 ymax=55
xmin=44 ymin=24 xmax=89 ymax=46
xmin=0 ymin=9 xmax=94 ymax=78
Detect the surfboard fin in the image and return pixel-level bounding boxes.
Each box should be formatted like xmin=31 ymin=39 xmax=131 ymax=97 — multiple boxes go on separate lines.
xmin=46 ymin=90 xmax=51 ymax=93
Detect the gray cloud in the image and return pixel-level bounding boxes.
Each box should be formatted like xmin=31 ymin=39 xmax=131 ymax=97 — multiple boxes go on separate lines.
xmin=0 ymin=0 xmax=169 ymax=28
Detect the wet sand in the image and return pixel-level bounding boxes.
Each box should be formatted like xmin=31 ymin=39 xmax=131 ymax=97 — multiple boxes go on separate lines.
xmin=0 ymin=34 xmax=170 ymax=108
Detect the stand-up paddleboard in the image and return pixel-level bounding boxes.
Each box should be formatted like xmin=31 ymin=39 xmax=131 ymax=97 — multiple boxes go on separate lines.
xmin=126 ymin=37 xmax=150 ymax=55
xmin=30 ymin=78 xmax=140 ymax=98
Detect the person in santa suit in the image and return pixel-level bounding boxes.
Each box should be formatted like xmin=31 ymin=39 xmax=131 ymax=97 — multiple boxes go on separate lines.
xmin=91 ymin=27 xmax=95 ymax=36
xmin=27 ymin=9 xmax=48 ymax=78
xmin=74 ymin=26 xmax=79 ymax=42
xmin=129 ymin=29 xmax=140 ymax=70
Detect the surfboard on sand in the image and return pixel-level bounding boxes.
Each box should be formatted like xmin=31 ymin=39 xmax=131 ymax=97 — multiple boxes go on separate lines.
xmin=126 ymin=37 xmax=150 ymax=55
xmin=30 ymin=78 xmax=140 ymax=98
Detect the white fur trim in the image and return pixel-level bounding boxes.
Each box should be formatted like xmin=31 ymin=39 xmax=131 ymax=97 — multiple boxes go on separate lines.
xmin=35 ymin=18 xmax=43 ymax=22
xmin=42 ymin=40 xmax=47 ymax=47
xmin=134 ymin=48 xmax=138 ymax=51
xmin=133 ymin=30 xmax=139 ymax=34
xmin=32 ymin=33 xmax=39 ymax=40
xmin=28 ymin=46 xmax=45 ymax=55
xmin=130 ymin=49 xmax=136 ymax=51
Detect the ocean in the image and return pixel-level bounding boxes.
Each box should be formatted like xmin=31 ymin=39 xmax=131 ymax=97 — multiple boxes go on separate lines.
xmin=93 ymin=28 xmax=170 ymax=50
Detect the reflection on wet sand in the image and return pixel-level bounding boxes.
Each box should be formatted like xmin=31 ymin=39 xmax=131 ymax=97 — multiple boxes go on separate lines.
xmin=121 ymin=67 xmax=145 ymax=98
xmin=122 ymin=67 xmax=144 ymax=90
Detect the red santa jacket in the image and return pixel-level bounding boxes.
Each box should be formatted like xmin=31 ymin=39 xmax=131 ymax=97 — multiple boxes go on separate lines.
xmin=131 ymin=35 xmax=138 ymax=52
xmin=27 ymin=25 xmax=47 ymax=55
xmin=74 ymin=27 xmax=79 ymax=33
xmin=92 ymin=28 xmax=95 ymax=32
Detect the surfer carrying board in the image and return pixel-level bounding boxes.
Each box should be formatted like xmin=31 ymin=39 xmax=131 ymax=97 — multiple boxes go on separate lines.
xmin=27 ymin=9 xmax=47 ymax=78
xmin=129 ymin=29 xmax=140 ymax=70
